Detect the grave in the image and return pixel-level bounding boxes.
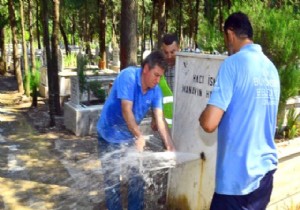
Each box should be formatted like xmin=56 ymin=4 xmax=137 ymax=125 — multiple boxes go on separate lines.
xmin=64 ymin=65 xmax=118 ymax=136
xmin=108 ymin=46 xmax=120 ymax=72
xmin=284 ymin=96 xmax=300 ymax=125
xmin=167 ymin=52 xmax=225 ymax=210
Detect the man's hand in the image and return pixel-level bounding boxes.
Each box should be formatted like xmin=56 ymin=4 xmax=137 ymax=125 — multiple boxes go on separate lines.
xmin=165 ymin=143 xmax=175 ymax=152
xmin=153 ymin=108 xmax=176 ymax=152
xmin=135 ymin=136 xmax=146 ymax=152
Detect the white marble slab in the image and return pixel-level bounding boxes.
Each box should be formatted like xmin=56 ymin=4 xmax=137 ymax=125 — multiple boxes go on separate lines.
xmin=168 ymin=52 xmax=226 ymax=210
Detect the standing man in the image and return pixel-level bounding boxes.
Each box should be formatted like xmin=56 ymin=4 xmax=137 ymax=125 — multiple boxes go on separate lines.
xmin=97 ymin=50 xmax=175 ymax=210
xmin=152 ymin=33 xmax=180 ymax=129
xmin=161 ymin=33 xmax=180 ymax=92
xmin=199 ymin=12 xmax=280 ymax=210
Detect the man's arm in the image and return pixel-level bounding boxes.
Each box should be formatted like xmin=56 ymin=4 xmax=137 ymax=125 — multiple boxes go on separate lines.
xmin=199 ymin=105 xmax=224 ymax=133
xmin=153 ymin=108 xmax=175 ymax=151
xmin=150 ymin=110 xmax=158 ymax=131
xmin=121 ymin=100 xmax=145 ymax=151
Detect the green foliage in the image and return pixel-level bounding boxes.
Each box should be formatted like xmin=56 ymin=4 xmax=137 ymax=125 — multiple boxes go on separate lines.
xmin=88 ymin=80 xmax=106 ymax=103
xmin=29 ymin=58 xmax=42 ymax=93
xmin=227 ymin=0 xmax=300 ymax=120
xmin=197 ymin=19 xmax=224 ymax=53
xmin=23 ymin=67 xmax=40 ymax=95
xmin=278 ymin=65 xmax=300 ymax=115
xmin=30 ymin=70 xmax=40 ymax=92
xmin=77 ymin=55 xmax=88 ymax=93
xmin=286 ymin=108 xmax=300 ymax=139
xmin=64 ymin=53 xmax=77 ymax=67
xmin=35 ymin=58 xmax=42 ymax=70
xmin=224 ymin=0 xmax=300 ymax=68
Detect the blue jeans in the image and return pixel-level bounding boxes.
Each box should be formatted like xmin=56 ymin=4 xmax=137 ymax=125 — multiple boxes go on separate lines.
xmin=210 ymin=169 xmax=276 ymax=210
xmin=98 ymin=135 xmax=145 ymax=210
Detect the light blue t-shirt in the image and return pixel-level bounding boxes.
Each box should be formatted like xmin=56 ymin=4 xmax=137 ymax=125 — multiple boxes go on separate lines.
xmin=208 ymin=44 xmax=280 ymax=195
xmin=97 ymin=66 xmax=163 ymax=143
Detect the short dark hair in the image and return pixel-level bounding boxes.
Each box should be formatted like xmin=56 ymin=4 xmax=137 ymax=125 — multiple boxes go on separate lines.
xmin=224 ymin=12 xmax=253 ymax=40
xmin=142 ymin=50 xmax=168 ymax=71
xmin=162 ymin=33 xmax=179 ymax=45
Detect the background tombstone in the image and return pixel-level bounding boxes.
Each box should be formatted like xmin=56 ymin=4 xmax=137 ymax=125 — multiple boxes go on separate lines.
xmin=112 ymin=46 xmax=120 ymax=67
xmin=95 ymin=47 xmax=99 ymax=58
xmin=167 ymin=52 xmax=226 ymax=210
xmin=58 ymin=48 xmax=63 ymax=71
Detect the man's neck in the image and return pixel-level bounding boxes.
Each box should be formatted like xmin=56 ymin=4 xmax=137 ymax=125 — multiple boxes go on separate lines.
xmin=237 ymin=39 xmax=253 ymax=52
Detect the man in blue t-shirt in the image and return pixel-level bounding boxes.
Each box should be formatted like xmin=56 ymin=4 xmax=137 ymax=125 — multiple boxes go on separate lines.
xmin=199 ymin=12 xmax=280 ymax=210
xmin=97 ymin=50 xmax=175 ymax=210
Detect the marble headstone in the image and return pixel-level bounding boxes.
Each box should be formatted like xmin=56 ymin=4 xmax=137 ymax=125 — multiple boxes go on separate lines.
xmin=168 ymin=52 xmax=227 ymax=210
xmin=112 ymin=47 xmax=120 ymax=67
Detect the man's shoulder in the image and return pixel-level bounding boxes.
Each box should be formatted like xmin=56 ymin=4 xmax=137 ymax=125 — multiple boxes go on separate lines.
xmin=121 ymin=66 xmax=140 ymax=74
xmin=119 ymin=66 xmax=140 ymax=79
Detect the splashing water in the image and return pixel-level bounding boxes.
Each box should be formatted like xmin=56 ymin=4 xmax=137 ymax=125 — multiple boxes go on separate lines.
xmin=100 ymin=147 xmax=200 ymax=183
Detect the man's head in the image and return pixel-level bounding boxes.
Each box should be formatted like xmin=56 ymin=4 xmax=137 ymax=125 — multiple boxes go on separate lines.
xmin=223 ymin=12 xmax=253 ymax=55
xmin=161 ymin=33 xmax=180 ymax=67
xmin=141 ymin=51 xmax=168 ymax=90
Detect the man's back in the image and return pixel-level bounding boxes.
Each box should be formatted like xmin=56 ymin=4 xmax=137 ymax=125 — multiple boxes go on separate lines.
xmin=209 ymin=43 xmax=280 ymax=194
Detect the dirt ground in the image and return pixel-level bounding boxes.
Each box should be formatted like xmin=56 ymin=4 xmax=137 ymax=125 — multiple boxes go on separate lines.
xmin=0 ymin=72 xmax=168 ymax=210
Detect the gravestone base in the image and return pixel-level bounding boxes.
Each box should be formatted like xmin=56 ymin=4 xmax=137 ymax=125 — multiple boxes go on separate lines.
xmin=39 ymin=68 xmax=77 ymax=99
xmin=64 ymin=101 xmax=153 ymax=137
xmin=108 ymin=63 xmax=120 ymax=73
xmin=39 ymin=83 xmax=48 ymax=98
xmin=64 ymin=102 xmax=103 ymax=136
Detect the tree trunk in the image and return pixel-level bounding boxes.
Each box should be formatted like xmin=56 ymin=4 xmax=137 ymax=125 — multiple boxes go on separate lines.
xmin=8 ymin=0 xmax=24 ymax=94
xmin=120 ymin=0 xmax=137 ymax=70
xmin=51 ymin=0 xmax=62 ymax=115
xmin=188 ymin=0 xmax=195 ymax=48
xmin=150 ymin=1 xmax=155 ymax=50
xmin=84 ymin=1 xmax=91 ymax=57
xmin=178 ymin=1 xmax=183 ymax=45
xmin=41 ymin=0 xmax=55 ymax=126
xmin=28 ymin=0 xmax=36 ymax=70
xmin=157 ymin=0 xmax=166 ymax=49
xmin=36 ymin=0 xmax=41 ymax=49
xmin=59 ymin=22 xmax=70 ymax=55
xmin=72 ymin=14 xmax=76 ymax=45
xmin=194 ymin=0 xmax=200 ymax=49
xmin=204 ymin=0 xmax=214 ymax=25
xmin=218 ymin=0 xmax=223 ymax=33
xmin=20 ymin=0 xmax=30 ymax=97
xmin=0 ymin=26 xmax=7 ymax=75
xmin=99 ymin=0 xmax=106 ymax=69
xmin=28 ymin=0 xmax=38 ymax=107
xmin=141 ymin=0 xmax=145 ymax=63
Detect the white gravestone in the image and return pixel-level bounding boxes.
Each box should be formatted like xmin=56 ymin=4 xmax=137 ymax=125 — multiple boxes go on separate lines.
xmin=112 ymin=47 xmax=120 ymax=67
xmin=70 ymin=77 xmax=81 ymax=106
xmin=57 ymin=48 xmax=63 ymax=71
xmin=167 ymin=52 xmax=226 ymax=210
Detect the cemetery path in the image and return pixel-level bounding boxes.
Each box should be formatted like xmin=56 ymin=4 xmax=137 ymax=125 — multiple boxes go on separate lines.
xmin=0 ymin=73 xmax=106 ymax=210
xmin=0 ymin=73 xmax=168 ymax=210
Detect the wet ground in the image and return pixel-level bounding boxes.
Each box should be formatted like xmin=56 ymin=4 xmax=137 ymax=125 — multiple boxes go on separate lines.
xmin=0 ymin=73 xmax=168 ymax=210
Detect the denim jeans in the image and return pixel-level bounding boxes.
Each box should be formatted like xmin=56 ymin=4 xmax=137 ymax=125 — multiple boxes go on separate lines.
xmin=210 ymin=169 xmax=276 ymax=210
xmin=98 ymin=135 xmax=145 ymax=210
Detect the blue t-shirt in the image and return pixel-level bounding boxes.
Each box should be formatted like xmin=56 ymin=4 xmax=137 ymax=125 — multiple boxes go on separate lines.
xmin=208 ymin=44 xmax=280 ymax=195
xmin=97 ymin=66 xmax=163 ymax=143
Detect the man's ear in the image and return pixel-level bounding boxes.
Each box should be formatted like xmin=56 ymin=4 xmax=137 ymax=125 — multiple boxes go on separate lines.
xmin=226 ymin=29 xmax=235 ymax=43
xmin=143 ymin=63 xmax=150 ymax=73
